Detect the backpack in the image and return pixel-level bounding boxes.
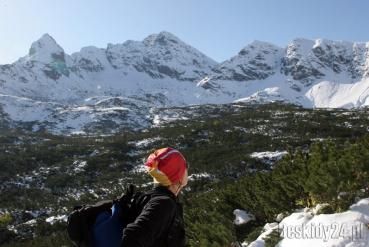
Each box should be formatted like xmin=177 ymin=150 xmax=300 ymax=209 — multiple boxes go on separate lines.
xmin=67 ymin=184 xmax=154 ymax=247
xmin=92 ymin=202 xmax=124 ymax=247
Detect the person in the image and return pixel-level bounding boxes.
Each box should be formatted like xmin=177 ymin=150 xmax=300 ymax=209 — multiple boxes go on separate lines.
xmin=121 ymin=147 xmax=188 ymax=247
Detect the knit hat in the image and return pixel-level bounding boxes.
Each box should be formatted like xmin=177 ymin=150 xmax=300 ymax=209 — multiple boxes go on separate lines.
xmin=144 ymin=147 xmax=187 ymax=186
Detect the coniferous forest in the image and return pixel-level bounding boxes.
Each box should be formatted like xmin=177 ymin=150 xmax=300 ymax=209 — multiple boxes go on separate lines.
xmin=0 ymin=103 xmax=369 ymax=246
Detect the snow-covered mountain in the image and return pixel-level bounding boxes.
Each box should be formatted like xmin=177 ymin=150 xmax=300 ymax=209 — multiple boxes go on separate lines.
xmin=199 ymin=38 xmax=369 ymax=107
xmin=0 ymin=32 xmax=368 ymax=134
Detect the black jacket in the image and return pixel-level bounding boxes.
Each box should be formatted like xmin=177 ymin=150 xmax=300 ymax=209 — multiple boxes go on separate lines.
xmin=121 ymin=185 xmax=186 ymax=247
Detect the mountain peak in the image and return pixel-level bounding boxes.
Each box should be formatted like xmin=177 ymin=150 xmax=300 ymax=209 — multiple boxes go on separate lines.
xmin=38 ymin=33 xmax=57 ymax=43
xmin=290 ymin=37 xmax=314 ymax=44
xmin=236 ymin=40 xmax=282 ymax=58
xmin=143 ymin=31 xmax=183 ymax=46
xmin=313 ymin=38 xmax=353 ymax=50
xmin=157 ymin=31 xmax=179 ymax=39
xmin=249 ymin=40 xmax=279 ymax=48
xmin=28 ymin=33 xmax=65 ymax=63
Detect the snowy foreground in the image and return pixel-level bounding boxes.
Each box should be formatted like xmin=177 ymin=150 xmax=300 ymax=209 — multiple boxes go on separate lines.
xmin=241 ymin=198 xmax=369 ymax=247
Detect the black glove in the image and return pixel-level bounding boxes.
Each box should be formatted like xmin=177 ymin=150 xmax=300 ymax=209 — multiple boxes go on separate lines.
xmin=116 ymin=184 xmax=136 ymax=223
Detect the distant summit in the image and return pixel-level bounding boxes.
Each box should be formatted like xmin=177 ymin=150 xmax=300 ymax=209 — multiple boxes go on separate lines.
xmin=28 ymin=33 xmax=65 ymax=63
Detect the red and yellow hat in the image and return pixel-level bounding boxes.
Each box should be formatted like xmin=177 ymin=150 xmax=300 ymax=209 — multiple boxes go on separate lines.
xmin=144 ymin=147 xmax=187 ymax=186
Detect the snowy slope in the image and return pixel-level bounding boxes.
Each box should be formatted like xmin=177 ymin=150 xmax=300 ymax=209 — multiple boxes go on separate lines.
xmin=306 ymin=78 xmax=369 ymax=108
xmin=0 ymin=32 xmax=369 ymax=134
xmin=244 ymin=198 xmax=369 ymax=247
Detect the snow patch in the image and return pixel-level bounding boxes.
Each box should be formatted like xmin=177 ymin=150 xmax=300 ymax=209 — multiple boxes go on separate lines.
xmin=188 ymin=172 xmax=213 ymax=181
xmin=45 ymin=215 xmax=68 ymax=225
xmin=233 ymin=209 xmax=255 ymax=225
xmin=250 ymin=151 xmax=288 ymax=164
xmin=72 ymin=160 xmax=87 ymax=173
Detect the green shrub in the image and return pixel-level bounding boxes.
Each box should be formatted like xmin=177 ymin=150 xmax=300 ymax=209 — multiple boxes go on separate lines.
xmin=0 ymin=213 xmax=13 ymax=228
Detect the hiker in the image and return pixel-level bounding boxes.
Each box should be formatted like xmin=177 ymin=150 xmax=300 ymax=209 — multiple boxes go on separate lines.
xmin=120 ymin=147 xmax=188 ymax=246
xmin=68 ymin=147 xmax=188 ymax=247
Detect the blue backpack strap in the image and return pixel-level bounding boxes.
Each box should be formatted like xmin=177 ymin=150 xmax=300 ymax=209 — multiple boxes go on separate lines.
xmin=93 ymin=203 xmax=124 ymax=247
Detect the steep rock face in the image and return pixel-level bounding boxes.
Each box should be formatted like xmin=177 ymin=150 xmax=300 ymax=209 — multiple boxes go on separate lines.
xmin=71 ymin=46 xmax=110 ymax=73
xmin=27 ymin=34 xmax=70 ymax=80
xmin=352 ymin=42 xmax=369 ymax=78
xmin=281 ymin=38 xmax=369 ymax=85
xmin=311 ymin=39 xmax=353 ymax=74
xmin=28 ymin=34 xmax=65 ymax=64
xmin=211 ymin=41 xmax=283 ymax=81
xmin=281 ymin=38 xmax=325 ymax=85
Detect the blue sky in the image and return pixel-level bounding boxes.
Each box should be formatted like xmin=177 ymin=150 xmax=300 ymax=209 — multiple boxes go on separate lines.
xmin=0 ymin=0 xmax=368 ymax=64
